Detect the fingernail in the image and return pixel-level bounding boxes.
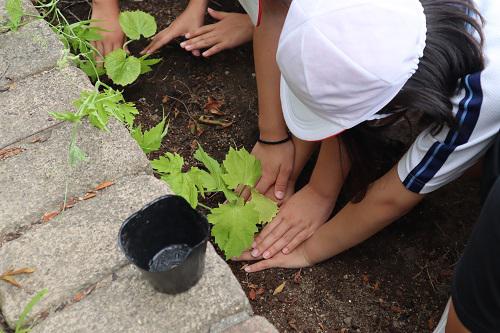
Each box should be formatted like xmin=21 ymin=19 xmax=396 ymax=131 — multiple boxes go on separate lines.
xmin=185 ymin=46 xmax=192 ymax=51
xmin=282 ymin=247 xmax=289 ymax=254
xmin=231 ymin=257 xmax=237 ymax=260
xmin=251 ymin=249 xmax=259 ymax=257
xmin=263 ymin=251 xmax=270 ymax=259
xmin=180 ymin=41 xmax=186 ymax=47
xmin=185 ymin=33 xmax=190 ymax=38
xmin=252 ymin=241 xmax=257 ymax=248
xmin=276 ymin=191 xmax=284 ymax=200
xmin=202 ymin=51 xmax=208 ymax=57
xmin=244 ymin=266 xmax=251 ymax=272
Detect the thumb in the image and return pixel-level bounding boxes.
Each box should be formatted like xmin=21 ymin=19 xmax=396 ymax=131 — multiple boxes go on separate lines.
xmin=274 ymin=165 xmax=292 ymax=200
xmin=207 ymin=7 xmax=228 ymax=21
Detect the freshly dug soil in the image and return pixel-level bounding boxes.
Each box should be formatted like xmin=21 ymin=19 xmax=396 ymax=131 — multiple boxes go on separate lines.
xmin=55 ymin=1 xmax=481 ymax=332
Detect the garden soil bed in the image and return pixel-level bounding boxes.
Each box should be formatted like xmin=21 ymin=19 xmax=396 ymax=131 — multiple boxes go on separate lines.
xmin=58 ymin=1 xmax=481 ymax=332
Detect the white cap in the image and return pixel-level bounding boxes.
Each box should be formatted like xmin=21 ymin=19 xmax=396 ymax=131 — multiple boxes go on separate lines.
xmin=277 ymin=0 xmax=427 ymax=141
xmin=238 ymin=0 xmax=262 ymax=26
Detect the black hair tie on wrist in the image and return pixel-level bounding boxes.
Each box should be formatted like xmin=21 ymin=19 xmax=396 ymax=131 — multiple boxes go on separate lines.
xmin=257 ymin=134 xmax=292 ymax=145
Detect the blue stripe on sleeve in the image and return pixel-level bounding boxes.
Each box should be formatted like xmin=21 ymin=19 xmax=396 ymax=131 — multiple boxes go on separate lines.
xmin=403 ymin=73 xmax=483 ymax=193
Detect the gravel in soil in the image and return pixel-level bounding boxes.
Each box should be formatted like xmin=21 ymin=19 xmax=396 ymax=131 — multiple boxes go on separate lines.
xmin=47 ymin=1 xmax=481 ymax=332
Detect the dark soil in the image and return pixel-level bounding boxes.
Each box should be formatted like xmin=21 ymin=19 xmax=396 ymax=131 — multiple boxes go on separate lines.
xmin=56 ymin=1 xmax=481 ymax=332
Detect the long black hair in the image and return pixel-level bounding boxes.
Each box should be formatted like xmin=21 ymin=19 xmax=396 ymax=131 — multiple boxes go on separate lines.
xmin=342 ymin=0 xmax=485 ymax=201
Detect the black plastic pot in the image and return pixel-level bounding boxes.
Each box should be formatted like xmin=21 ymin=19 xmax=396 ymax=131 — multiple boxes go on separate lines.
xmin=118 ymin=195 xmax=209 ymax=294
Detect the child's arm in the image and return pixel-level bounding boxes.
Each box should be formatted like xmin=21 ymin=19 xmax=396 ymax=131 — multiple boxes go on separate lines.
xmin=91 ymin=0 xmax=123 ymax=60
xmin=142 ymin=0 xmax=208 ymax=55
xmin=180 ymin=9 xmax=253 ymax=58
xmin=242 ymin=166 xmax=424 ymax=272
xmin=250 ymin=136 xmax=349 ymax=259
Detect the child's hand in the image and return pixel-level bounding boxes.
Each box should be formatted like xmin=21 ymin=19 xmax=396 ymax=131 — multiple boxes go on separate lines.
xmin=237 ymin=242 xmax=312 ymax=273
xmin=180 ymin=9 xmax=253 ymax=57
xmin=251 ymin=184 xmax=335 ymax=260
xmin=141 ymin=6 xmax=205 ymax=55
xmin=91 ymin=0 xmax=125 ymax=62
xmin=251 ymin=140 xmax=295 ymax=201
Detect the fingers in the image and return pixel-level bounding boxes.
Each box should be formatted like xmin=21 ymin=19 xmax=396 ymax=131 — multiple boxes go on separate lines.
xmin=244 ymin=256 xmax=280 ymax=273
xmin=234 ymin=251 xmax=263 ymax=261
xmin=252 ymin=218 xmax=292 ymax=258
xmin=254 ymin=174 xmax=274 ymax=197
xmin=274 ymin=164 xmax=292 ymax=200
xmin=93 ymin=41 xmax=104 ymax=64
xmin=184 ymin=24 xmax=214 ymax=39
xmin=202 ymin=43 xmax=225 ymax=57
xmin=282 ymin=229 xmax=312 ymax=255
xmin=261 ymin=227 xmax=301 ymax=259
xmin=141 ymin=29 xmax=176 ymax=55
xmin=181 ymin=33 xmax=218 ymax=52
xmin=207 ymin=7 xmax=229 ymax=21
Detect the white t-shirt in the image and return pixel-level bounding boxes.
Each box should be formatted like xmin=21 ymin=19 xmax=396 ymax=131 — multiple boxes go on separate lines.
xmin=398 ymin=0 xmax=500 ymax=193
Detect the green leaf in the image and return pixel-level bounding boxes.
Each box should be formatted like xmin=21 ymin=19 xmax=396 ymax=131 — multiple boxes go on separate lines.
xmin=6 ymin=0 xmax=23 ymax=31
xmin=78 ymin=60 xmax=106 ymax=81
xmin=68 ymin=143 xmax=87 ymax=167
xmin=49 ymin=111 xmax=82 ymax=123
xmin=15 ymin=289 xmax=48 ymax=333
xmin=119 ymin=11 xmax=157 ymax=40
xmin=208 ymin=200 xmax=259 ymax=259
xmin=151 ymin=152 xmax=184 ymax=175
xmin=222 ymin=147 xmax=261 ymax=189
xmin=104 ymin=49 xmax=141 ymax=86
xmin=194 ymin=146 xmax=237 ymax=202
xmin=188 ymin=167 xmax=217 ymax=197
xmin=161 ymin=173 xmax=199 ymax=208
xmin=131 ymin=118 xmax=168 ymax=154
xmin=248 ymin=189 xmax=279 ymax=224
xmin=139 ymin=56 xmax=162 ymax=74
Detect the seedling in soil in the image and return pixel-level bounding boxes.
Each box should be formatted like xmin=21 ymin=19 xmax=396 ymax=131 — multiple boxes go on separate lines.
xmin=131 ymin=118 xmax=168 ymax=154
xmin=104 ymin=11 xmax=161 ymax=86
xmin=152 ymin=146 xmax=279 ymax=259
xmin=12 ymin=289 xmax=47 ymax=333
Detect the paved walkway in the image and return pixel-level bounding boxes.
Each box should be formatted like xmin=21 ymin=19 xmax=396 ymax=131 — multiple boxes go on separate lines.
xmin=0 ymin=1 xmax=276 ymax=332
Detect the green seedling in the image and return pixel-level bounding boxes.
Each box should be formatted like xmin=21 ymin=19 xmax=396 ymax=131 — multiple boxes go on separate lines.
xmin=131 ymin=118 xmax=169 ymax=154
xmin=14 ymin=289 xmax=48 ymax=333
xmin=4 ymin=0 xmax=23 ymax=31
xmin=152 ymin=146 xmax=279 ymax=259
xmin=104 ymin=11 xmax=161 ymax=86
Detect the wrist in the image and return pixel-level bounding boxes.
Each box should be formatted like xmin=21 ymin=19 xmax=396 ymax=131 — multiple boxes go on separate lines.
xmin=258 ymin=126 xmax=289 ymax=142
xmin=186 ymin=0 xmax=208 ymax=13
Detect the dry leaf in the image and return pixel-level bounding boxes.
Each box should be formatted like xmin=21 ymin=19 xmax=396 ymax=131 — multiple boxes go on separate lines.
xmin=248 ymin=288 xmax=257 ymax=301
xmin=0 ymin=275 xmax=21 ymax=288
xmin=161 ymin=95 xmax=170 ymax=104
xmin=373 ymin=281 xmax=380 ymax=290
xmin=256 ymin=287 xmax=265 ymax=295
xmin=61 ymin=197 xmax=78 ymax=210
xmin=273 ymin=281 xmax=286 ymax=295
xmin=247 ymin=283 xmax=258 ymax=289
xmin=73 ymin=285 xmax=96 ymax=303
xmin=428 ymin=318 xmax=436 ymax=331
xmin=362 ymin=274 xmax=369 ymax=284
xmin=0 ymin=267 xmax=35 ymax=288
xmin=82 ymin=192 xmax=97 ymax=200
xmin=30 ymin=137 xmax=47 ymax=144
xmin=4 ymin=268 xmax=35 ymax=275
xmin=203 ymin=96 xmax=224 ymax=115
xmin=94 ymin=181 xmax=114 ymax=191
xmin=198 ymin=115 xmax=233 ymax=128
xmin=293 ymin=269 xmax=302 ymax=284
xmin=0 ymin=147 xmax=25 ymax=161
xmin=241 ymin=264 xmax=249 ymax=271
xmin=42 ymin=210 xmax=60 ymax=223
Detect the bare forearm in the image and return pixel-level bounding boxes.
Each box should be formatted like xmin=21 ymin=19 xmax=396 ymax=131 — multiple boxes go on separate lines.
xmin=254 ymin=1 xmax=289 ymax=140
xmin=92 ymin=0 xmax=118 ymax=6
xmin=305 ymin=167 xmax=424 ymax=263
xmin=185 ymin=0 xmax=208 ymax=12
xmin=289 ymin=136 xmax=319 ymax=181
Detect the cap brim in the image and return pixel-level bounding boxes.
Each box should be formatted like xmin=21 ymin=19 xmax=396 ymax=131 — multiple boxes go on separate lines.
xmin=280 ymin=76 xmax=345 ymax=141
xmin=238 ymin=0 xmax=262 ymax=26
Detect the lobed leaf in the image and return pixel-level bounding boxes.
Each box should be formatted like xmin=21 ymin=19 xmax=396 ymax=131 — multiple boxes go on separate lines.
xmin=130 ymin=118 xmax=168 ymax=154
xmin=208 ymin=200 xmax=259 ymax=259
xmin=104 ymin=49 xmax=141 ymax=86
xmin=139 ymin=56 xmax=162 ymax=74
xmin=248 ymin=189 xmax=278 ymax=224
xmin=151 ymin=152 xmax=184 ymax=175
xmin=119 ymin=11 xmax=157 ymax=40
xmin=222 ymin=147 xmax=261 ymax=189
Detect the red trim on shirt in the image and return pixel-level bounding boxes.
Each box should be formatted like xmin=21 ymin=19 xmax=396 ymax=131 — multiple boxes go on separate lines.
xmin=256 ymin=0 xmax=262 ymax=26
